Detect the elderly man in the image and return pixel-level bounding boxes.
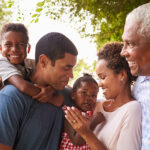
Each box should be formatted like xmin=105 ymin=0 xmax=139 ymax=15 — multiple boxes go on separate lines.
xmin=121 ymin=3 xmax=150 ymax=149
xmin=0 ymin=32 xmax=78 ymax=150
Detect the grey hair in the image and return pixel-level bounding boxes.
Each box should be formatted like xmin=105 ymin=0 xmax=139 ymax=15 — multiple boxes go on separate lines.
xmin=126 ymin=2 xmax=150 ymax=39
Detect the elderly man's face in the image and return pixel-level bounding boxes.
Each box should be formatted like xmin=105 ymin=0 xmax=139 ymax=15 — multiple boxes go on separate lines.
xmin=121 ymin=21 xmax=150 ymax=76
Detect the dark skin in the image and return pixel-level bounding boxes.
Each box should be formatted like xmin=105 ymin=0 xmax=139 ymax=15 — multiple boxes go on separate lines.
xmin=65 ymin=107 xmax=107 ymax=150
xmin=0 ymin=77 xmax=3 ymax=90
xmin=62 ymin=81 xmax=105 ymax=146
xmin=63 ymin=107 xmax=105 ymax=146
xmin=0 ymin=52 xmax=77 ymax=150
xmin=2 ymin=75 xmax=64 ymax=107
xmin=0 ymin=31 xmax=64 ymax=106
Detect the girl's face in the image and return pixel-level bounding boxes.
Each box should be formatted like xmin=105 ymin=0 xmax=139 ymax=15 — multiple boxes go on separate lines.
xmin=72 ymin=82 xmax=99 ymax=112
xmin=96 ymin=59 xmax=124 ymax=100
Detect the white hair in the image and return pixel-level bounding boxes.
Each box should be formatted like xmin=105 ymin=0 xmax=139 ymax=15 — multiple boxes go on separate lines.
xmin=126 ymin=2 xmax=150 ymax=39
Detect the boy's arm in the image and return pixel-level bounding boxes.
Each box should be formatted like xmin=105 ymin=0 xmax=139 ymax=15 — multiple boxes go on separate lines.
xmin=8 ymin=75 xmax=64 ymax=107
xmin=7 ymin=75 xmax=40 ymax=97
xmin=32 ymin=84 xmax=64 ymax=106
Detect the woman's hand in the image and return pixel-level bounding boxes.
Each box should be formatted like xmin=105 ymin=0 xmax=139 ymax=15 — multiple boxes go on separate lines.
xmin=64 ymin=107 xmax=91 ymax=136
xmin=64 ymin=106 xmax=107 ymax=150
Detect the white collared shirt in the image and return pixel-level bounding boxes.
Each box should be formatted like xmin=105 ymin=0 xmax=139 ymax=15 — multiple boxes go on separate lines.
xmin=133 ymin=76 xmax=150 ymax=150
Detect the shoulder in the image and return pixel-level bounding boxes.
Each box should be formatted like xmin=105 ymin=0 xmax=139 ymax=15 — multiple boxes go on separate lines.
xmin=0 ymin=85 xmax=33 ymax=106
xmin=1 ymin=84 xmax=22 ymax=95
xmin=122 ymin=101 xmax=141 ymax=118
xmin=24 ymin=58 xmax=35 ymax=69
xmin=0 ymin=56 xmax=12 ymax=65
xmin=134 ymin=76 xmax=150 ymax=87
xmin=0 ymin=55 xmax=8 ymax=61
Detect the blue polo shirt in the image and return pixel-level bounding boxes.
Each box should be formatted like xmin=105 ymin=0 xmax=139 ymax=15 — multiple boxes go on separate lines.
xmin=0 ymin=85 xmax=71 ymax=150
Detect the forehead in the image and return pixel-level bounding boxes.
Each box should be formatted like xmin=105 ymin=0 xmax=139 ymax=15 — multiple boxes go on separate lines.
xmin=79 ymin=81 xmax=98 ymax=91
xmin=2 ymin=31 xmax=27 ymax=42
xmin=122 ymin=21 xmax=140 ymax=41
xmin=55 ymin=53 xmax=77 ymax=67
xmin=96 ymin=59 xmax=108 ymax=73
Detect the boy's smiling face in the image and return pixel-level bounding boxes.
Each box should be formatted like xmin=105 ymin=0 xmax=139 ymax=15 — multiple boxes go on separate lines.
xmin=0 ymin=31 xmax=29 ymax=64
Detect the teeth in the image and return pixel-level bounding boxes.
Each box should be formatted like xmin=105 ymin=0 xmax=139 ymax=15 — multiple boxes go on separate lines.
xmin=127 ymin=61 xmax=136 ymax=67
xmin=103 ymin=89 xmax=107 ymax=92
xmin=10 ymin=55 xmax=20 ymax=58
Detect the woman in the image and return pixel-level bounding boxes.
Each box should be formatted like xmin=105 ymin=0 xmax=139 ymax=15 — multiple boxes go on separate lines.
xmin=64 ymin=42 xmax=142 ymax=150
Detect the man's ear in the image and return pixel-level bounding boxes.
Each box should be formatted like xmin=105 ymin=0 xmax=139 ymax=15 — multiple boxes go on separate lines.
xmin=27 ymin=44 xmax=31 ymax=54
xmin=38 ymin=54 xmax=51 ymax=68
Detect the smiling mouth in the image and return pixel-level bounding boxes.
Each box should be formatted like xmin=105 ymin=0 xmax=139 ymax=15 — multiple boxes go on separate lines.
xmin=127 ymin=61 xmax=137 ymax=67
xmin=102 ymin=89 xmax=107 ymax=95
xmin=8 ymin=54 xmax=21 ymax=58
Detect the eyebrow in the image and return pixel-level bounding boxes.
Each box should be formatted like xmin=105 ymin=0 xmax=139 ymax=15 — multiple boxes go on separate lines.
xmin=66 ymin=65 xmax=74 ymax=68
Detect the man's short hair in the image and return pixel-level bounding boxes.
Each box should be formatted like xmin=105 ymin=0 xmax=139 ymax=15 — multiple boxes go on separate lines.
xmin=35 ymin=32 xmax=78 ymax=65
xmin=0 ymin=23 xmax=29 ymax=43
xmin=126 ymin=2 xmax=150 ymax=39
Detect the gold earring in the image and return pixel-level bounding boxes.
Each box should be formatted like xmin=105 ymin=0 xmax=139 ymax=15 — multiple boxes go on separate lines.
xmin=120 ymin=78 xmax=124 ymax=82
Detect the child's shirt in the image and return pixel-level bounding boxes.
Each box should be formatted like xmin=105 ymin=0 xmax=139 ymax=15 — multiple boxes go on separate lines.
xmin=59 ymin=132 xmax=91 ymax=150
xmin=0 ymin=55 xmax=35 ymax=84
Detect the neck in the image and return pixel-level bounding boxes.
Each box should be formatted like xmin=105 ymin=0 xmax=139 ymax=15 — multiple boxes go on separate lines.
xmin=29 ymin=67 xmax=45 ymax=86
xmin=104 ymin=84 xmax=133 ymax=112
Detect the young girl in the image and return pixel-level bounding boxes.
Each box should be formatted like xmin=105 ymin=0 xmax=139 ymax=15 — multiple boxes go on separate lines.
xmin=59 ymin=73 xmax=104 ymax=150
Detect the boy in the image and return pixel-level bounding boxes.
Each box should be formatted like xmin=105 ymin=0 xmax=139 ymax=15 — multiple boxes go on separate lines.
xmin=0 ymin=23 xmax=63 ymax=106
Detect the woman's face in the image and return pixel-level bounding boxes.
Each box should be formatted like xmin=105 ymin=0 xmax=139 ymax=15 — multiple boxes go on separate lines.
xmin=96 ymin=59 xmax=123 ymax=99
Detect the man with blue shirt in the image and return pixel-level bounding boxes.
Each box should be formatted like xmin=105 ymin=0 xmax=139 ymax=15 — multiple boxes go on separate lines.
xmin=121 ymin=3 xmax=150 ymax=149
xmin=0 ymin=32 xmax=78 ymax=150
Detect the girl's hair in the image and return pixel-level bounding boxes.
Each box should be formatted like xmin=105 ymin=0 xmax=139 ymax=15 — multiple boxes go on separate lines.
xmin=72 ymin=73 xmax=98 ymax=92
xmin=97 ymin=42 xmax=136 ymax=84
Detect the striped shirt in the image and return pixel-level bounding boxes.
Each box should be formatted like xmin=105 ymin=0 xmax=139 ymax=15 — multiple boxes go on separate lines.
xmin=133 ymin=76 xmax=150 ymax=150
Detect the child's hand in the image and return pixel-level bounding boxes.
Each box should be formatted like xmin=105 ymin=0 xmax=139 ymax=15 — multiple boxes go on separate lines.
xmin=89 ymin=112 xmax=105 ymax=130
xmin=94 ymin=112 xmax=105 ymax=123
xmin=92 ymin=112 xmax=105 ymax=125
xmin=32 ymin=84 xmax=55 ymax=103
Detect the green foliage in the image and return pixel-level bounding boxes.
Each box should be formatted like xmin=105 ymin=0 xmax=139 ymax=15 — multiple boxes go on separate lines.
xmin=33 ymin=0 xmax=150 ymax=49
xmin=69 ymin=58 xmax=96 ymax=85
xmin=0 ymin=0 xmax=12 ymax=28
xmin=32 ymin=0 xmax=150 ymax=81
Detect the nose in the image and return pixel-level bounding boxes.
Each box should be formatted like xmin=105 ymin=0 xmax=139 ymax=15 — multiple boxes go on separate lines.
xmin=67 ymin=69 xmax=73 ymax=79
xmin=98 ymin=80 xmax=102 ymax=87
xmin=120 ymin=44 xmax=128 ymax=57
xmin=11 ymin=44 xmax=20 ymax=52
